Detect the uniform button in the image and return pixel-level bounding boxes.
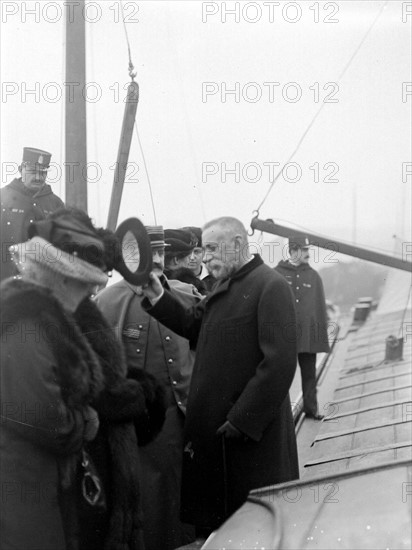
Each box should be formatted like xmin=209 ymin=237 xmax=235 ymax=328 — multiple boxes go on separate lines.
xmin=165 ymin=336 xmax=171 ymax=342
xmin=33 ymin=202 xmax=36 ymax=206
xmin=296 ymin=286 xmax=299 ymax=290
xmin=136 ymin=349 xmax=141 ymax=353
xmin=138 ymin=325 xmax=143 ymax=329
xmin=177 ymin=401 xmax=182 ymax=405
xmin=296 ymin=299 xmax=299 ymax=303
xmin=168 ymin=358 xmax=173 ymax=364
xmin=172 ymin=381 xmax=177 ymax=386
xmin=296 ymin=275 xmax=300 ymax=278
xmin=7 ymin=221 xmax=10 ymax=225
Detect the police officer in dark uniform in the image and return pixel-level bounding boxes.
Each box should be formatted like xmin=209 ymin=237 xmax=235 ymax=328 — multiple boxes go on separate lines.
xmin=275 ymin=236 xmax=330 ymax=420
xmin=0 ymin=147 xmax=64 ymax=280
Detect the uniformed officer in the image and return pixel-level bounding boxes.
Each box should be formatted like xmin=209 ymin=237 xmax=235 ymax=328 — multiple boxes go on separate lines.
xmin=181 ymin=226 xmax=217 ymax=293
xmin=164 ymin=227 xmax=210 ymax=295
xmin=94 ymin=226 xmax=201 ymax=550
xmin=0 ymin=147 xmax=64 ymax=281
xmin=275 ymin=236 xmax=330 ymax=420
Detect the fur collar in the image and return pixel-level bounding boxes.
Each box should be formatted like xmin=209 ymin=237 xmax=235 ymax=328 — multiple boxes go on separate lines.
xmin=1 ymin=278 xmax=104 ymax=408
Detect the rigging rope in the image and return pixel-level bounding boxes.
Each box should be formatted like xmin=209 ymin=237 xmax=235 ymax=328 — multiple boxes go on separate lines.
xmin=254 ymin=0 xmax=389 ymax=215
xmin=134 ymin=123 xmax=158 ymax=224
xmin=120 ymin=0 xmax=137 ymax=80
xmin=120 ymin=0 xmax=157 ymax=224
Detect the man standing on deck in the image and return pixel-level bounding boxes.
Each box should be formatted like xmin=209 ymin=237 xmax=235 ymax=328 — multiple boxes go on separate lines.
xmin=275 ymin=236 xmax=330 ymax=420
xmin=142 ymin=217 xmax=299 ymax=537
xmin=0 ymin=147 xmax=64 ymax=281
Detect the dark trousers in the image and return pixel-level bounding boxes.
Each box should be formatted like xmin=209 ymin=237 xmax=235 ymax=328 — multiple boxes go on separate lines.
xmin=298 ymin=352 xmax=319 ymax=416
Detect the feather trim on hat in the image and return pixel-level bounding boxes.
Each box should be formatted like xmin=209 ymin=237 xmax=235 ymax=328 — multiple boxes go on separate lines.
xmin=10 ymin=236 xmax=108 ymax=285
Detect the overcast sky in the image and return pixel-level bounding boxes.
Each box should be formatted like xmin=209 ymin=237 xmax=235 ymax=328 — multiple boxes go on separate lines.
xmin=1 ymin=0 xmax=411 ymax=262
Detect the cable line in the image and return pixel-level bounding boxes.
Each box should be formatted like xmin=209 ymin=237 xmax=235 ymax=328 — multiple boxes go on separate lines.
xmin=134 ymin=123 xmax=158 ymax=224
xmin=120 ymin=0 xmax=137 ymax=80
xmin=254 ymin=0 xmax=389 ymax=216
xmin=121 ymin=0 xmax=157 ymax=223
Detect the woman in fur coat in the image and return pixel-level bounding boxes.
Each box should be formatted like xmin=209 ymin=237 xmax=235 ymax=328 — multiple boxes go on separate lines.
xmin=75 ymin=298 xmax=166 ymax=550
xmin=0 ymin=210 xmax=166 ymax=550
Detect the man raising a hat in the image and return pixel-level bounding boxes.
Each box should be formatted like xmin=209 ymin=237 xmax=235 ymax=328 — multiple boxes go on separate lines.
xmin=0 ymin=147 xmax=64 ymax=281
xmin=275 ymin=236 xmax=330 ymax=420
xmin=94 ymin=225 xmax=202 ymax=550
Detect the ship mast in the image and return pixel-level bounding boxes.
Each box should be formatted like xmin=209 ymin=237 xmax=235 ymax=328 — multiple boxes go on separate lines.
xmin=65 ymin=0 xmax=87 ymax=210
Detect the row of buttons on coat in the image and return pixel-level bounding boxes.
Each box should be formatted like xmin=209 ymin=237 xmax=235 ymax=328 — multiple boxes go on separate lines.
xmin=164 ymin=333 xmax=181 ymax=403
xmin=165 ymin=334 xmax=178 ymax=393
xmin=294 ymin=275 xmax=300 ymax=302
xmin=134 ymin=330 xmax=181 ymax=401
xmin=135 ymin=324 xmax=144 ymax=354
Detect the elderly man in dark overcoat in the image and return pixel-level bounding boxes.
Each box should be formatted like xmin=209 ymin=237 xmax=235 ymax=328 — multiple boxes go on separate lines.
xmin=275 ymin=236 xmax=330 ymax=420
xmin=142 ymin=216 xmax=299 ymax=536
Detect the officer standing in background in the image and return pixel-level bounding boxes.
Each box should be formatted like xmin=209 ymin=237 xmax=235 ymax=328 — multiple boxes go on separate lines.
xmin=163 ymin=228 xmax=208 ymax=294
xmin=0 ymin=147 xmax=64 ymax=281
xmin=275 ymin=236 xmax=330 ymax=420
xmin=181 ymin=226 xmax=216 ymax=293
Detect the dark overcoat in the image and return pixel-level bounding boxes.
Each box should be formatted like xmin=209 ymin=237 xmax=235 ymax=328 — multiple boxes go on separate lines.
xmin=0 ymin=178 xmax=64 ymax=280
xmin=275 ymin=260 xmax=330 ymax=353
xmin=144 ymin=255 xmax=299 ymax=531
xmin=95 ymin=277 xmax=200 ymax=550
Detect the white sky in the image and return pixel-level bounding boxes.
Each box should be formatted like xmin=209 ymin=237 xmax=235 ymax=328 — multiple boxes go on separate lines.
xmin=1 ymin=0 xmax=411 ymax=262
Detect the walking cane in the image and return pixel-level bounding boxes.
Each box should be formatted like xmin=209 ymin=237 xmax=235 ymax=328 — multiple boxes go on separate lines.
xmin=221 ymin=435 xmax=228 ymax=517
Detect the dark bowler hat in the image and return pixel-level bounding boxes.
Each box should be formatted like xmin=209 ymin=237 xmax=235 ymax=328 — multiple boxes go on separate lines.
xmin=145 ymin=225 xmax=169 ymax=248
xmin=165 ymin=229 xmax=197 ymax=254
xmin=22 ymin=147 xmax=51 ymax=171
xmin=288 ymin=235 xmax=311 ymax=250
xmin=180 ymin=226 xmax=202 ymax=247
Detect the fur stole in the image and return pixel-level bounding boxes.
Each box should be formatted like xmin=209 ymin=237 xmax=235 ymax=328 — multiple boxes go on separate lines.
xmin=75 ymin=299 xmax=166 ymax=444
xmin=0 ymin=278 xmax=104 ymax=408
xmin=74 ymin=299 xmax=167 ymax=550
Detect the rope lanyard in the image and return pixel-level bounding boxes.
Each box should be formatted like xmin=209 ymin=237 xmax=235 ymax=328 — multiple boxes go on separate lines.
xmin=254 ymin=1 xmax=389 ymax=217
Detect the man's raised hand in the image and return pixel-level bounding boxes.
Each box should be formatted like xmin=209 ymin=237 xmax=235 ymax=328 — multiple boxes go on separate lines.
xmin=142 ymin=272 xmax=164 ymax=303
